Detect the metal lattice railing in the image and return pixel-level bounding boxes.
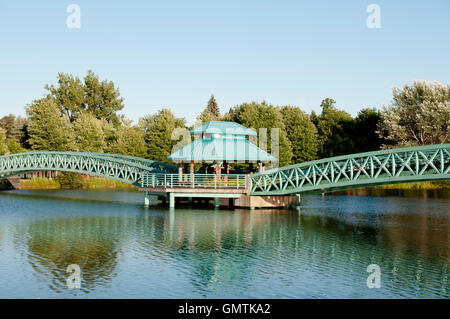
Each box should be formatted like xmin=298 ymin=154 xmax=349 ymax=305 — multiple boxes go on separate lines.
xmin=87 ymin=153 xmax=178 ymax=173
xmin=250 ymin=144 xmax=450 ymax=195
xmin=2 ymin=145 xmax=448 ymax=194
xmin=0 ymin=152 xmax=175 ymax=186
xmin=141 ymin=173 xmax=248 ymax=189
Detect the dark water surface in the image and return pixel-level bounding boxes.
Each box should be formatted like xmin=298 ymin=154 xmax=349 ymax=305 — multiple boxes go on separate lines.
xmin=0 ymin=188 xmax=448 ymax=298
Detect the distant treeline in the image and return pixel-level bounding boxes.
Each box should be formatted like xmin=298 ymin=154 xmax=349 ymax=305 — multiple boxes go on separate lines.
xmin=1 ymin=71 xmax=449 ymax=169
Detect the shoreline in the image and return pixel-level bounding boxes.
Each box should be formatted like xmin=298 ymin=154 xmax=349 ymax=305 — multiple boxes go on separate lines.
xmin=20 ymin=177 xmax=135 ymax=190
xmin=18 ymin=177 xmax=450 ymax=191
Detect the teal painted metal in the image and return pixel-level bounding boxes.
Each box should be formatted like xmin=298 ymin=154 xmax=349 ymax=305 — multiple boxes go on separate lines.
xmin=2 ymin=144 xmax=448 ymax=195
xmin=141 ymin=173 xmax=248 ymax=189
xmin=84 ymin=152 xmax=178 ymax=173
xmin=190 ymin=121 xmax=257 ymax=136
xmin=168 ymin=121 xmax=275 ymax=162
xmin=0 ymin=152 xmax=176 ymax=186
xmin=250 ymin=144 xmax=450 ymax=195
xmin=167 ymin=136 xmax=276 ymax=162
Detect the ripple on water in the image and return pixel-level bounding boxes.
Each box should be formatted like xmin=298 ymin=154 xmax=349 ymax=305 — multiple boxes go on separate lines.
xmin=0 ymin=190 xmax=448 ymax=298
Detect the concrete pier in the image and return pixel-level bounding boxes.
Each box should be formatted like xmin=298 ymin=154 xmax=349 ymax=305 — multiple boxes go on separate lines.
xmin=139 ymin=186 xmax=299 ymax=209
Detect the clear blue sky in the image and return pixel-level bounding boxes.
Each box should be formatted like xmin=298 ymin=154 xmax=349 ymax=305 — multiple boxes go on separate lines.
xmin=0 ymin=0 xmax=449 ymax=125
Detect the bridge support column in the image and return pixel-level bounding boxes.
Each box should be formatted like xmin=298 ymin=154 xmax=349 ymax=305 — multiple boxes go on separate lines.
xmin=296 ymin=194 xmax=301 ymax=210
xmin=144 ymin=191 xmax=150 ymax=207
xmin=169 ymin=193 xmax=175 ymax=208
xmin=214 ymin=198 xmax=220 ymax=208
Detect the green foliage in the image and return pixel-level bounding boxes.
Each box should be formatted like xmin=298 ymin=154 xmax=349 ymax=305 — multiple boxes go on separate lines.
xmin=378 ymin=181 xmax=450 ymax=190
xmin=378 ymin=80 xmax=450 ymax=147
xmin=83 ymin=177 xmax=134 ymax=189
xmin=139 ymin=109 xmax=186 ymax=163
xmin=20 ymin=176 xmax=134 ymax=189
xmin=320 ymin=98 xmax=337 ymax=110
xmin=16 ymin=70 xmax=449 ymax=177
xmin=73 ymin=112 xmax=107 ymax=152
xmin=0 ymin=114 xmax=16 ymax=138
xmin=20 ymin=177 xmax=60 ymax=189
xmin=0 ymin=114 xmax=28 ymax=149
xmin=6 ymin=139 xmax=26 ymax=154
xmin=353 ymin=108 xmax=382 ymax=152
xmin=56 ymin=172 xmax=84 ymax=189
xmin=26 ymin=98 xmax=76 ymax=151
xmin=197 ymin=95 xmax=221 ymax=124
xmin=44 ymin=70 xmax=124 ymax=124
xmin=224 ymin=101 xmax=293 ymax=167
xmin=0 ymin=128 xmax=8 ymax=155
xmin=316 ymin=98 xmax=355 ymax=158
xmin=108 ymin=123 xmax=147 ymax=158
xmin=279 ymin=106 xmax=319 ymax=163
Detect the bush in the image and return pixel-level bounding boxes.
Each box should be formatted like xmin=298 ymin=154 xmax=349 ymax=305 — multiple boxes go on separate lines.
xmin=56 ymin=172 xmax=84 ymax=189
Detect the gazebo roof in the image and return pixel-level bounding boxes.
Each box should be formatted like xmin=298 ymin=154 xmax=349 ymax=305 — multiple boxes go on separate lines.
xmin=167 ymin=136 xmax=275 ymax=162
xmin=190 ymin=121 xmax=257 ymax=136
xmin=168 ymin=121 xmax=275 ymax=162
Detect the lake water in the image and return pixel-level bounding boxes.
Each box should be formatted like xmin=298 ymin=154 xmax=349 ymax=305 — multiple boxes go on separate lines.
xmin=0 ymin=188 xmax=448 ymax=298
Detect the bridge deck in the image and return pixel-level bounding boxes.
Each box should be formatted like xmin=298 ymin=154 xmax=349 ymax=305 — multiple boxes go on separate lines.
xmin=139 ymin=187 xmax=247 ymax=194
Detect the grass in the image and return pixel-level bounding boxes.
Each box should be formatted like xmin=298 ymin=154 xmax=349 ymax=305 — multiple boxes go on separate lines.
xmin=83 ymin=177 xmax=135 ymax=189
xmin=20 ymin=177 xmax=135 ymax=190
xmin=376 ymin=181 xmax=450 ymax=190
xmin=20 ymin=177 xmax=60 ymax=189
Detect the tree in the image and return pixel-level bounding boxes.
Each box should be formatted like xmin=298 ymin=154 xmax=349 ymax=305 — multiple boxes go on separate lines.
xmin=0 ymin=128 xmax=8 ymax=155
xmin=320 ymin=98 xmax=337 ymax=110
xmin=279 ymin=106 xmax=319 ymax=163
xmin=6 ymin=139 xmax=26 ymax=154
xmin=25 ymin=98 xmax=76 ymax=151
xmin=353 ymin=108 xmax=383 ymax=152
xmin=224 ymin=101 xmax=293 ymax=166
xmin=0 ymin=114 xmax=16 ymax=138
xmin=57 ymin=172 xmax=84 ymax=189
xmin=108 ymin=124 xmax=147 ymax=158
xmin=139 ymin=109 xmax=186 ymax=163
xmin=73 ymin=112 xmax=107 ymax=152
xmin=44 ymin=70 xmax=125 ymax=124
xmin=197 ymin=95 xmax=221 ymax=124
xmin=0 ymin=114 xmax=28 ymax=147
xmin=83 ymin=70 xmax=125 ymax=124
xmin=316 ymin=98 xmax=355 ymax=158
xmin=378 ymin=80 xmax=450 ymax=147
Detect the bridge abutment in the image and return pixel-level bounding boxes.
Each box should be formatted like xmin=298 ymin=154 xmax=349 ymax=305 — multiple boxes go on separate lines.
xmin=0 ymin=177 xmax=20 ymax=190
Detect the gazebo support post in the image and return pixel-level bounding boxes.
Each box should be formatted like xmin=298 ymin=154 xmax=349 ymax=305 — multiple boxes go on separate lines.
xmin=178 ymin=162 xmax=183 ymax=182
xmin=224 ymin=160 xmax=228 ymax=186
xmin=190 ymin=161 xmax=194 ymax=186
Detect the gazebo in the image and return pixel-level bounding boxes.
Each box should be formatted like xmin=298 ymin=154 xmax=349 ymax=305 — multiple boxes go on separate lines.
xmin=167 ymin=121 xmax=275 ymax=178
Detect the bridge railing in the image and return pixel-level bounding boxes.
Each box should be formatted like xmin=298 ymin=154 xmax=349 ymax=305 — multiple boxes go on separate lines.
xmin=250 ymin=143 xmax=450 ymax=195
xmin=141 ymin=173 xmax=248 ymax=189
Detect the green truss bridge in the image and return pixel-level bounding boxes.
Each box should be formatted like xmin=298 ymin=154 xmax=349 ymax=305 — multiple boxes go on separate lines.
xmin=250 ymin=143 xmax=450 ymax=196
xmin=0 ymin=152 xmax=178 ymax=186
xmin=0 ymin=144 xmax=449 ymax=208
